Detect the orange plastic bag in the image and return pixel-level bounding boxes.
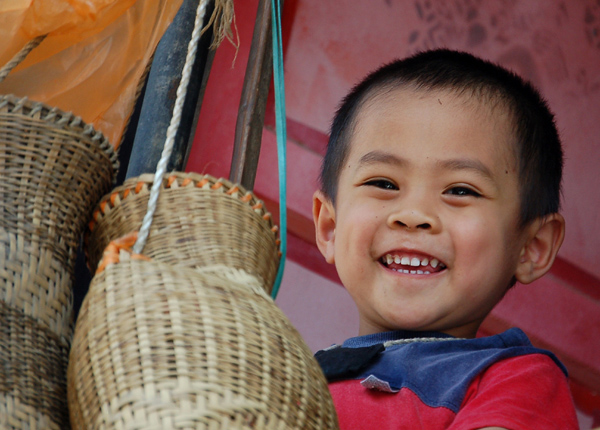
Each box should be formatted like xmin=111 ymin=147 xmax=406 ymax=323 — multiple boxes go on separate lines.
xmin=0 ymin=0 xmax=184 ymax=148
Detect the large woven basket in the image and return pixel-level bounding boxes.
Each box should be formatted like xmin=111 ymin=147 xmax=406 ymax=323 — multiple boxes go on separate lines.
xmin=86 ymin=172 xmax=280 ymax=293
xmin=0 ymin=95 xmax=118 ymax=430
xmin=69 ymin=234 xmax=339 ymax=429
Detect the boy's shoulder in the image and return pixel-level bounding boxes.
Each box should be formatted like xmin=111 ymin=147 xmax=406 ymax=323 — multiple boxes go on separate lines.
xmin=316 ymin=328 xmax=567 ymax=411
xmin=316 ymin=329 xmax=578 ymax=429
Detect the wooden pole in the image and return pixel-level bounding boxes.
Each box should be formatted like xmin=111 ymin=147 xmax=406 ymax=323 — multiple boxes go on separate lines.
xmin=229 ymin=0 xmax=273 ymax=189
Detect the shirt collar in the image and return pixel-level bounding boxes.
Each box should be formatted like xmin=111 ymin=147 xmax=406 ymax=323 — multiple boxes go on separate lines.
xmin=342 ymin=330 xmax=456 ymax=348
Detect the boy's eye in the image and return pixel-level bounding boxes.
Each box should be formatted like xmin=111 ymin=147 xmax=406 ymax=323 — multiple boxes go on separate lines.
xmin=364 ymin=179 xmax=398 ymax=190
xmin=445 ymin=186 xmax=481 ymax=197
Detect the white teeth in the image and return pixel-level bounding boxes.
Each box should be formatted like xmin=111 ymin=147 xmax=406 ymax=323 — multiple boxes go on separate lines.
xmin=390 ymin=267 xmax=430 ymax=275
xmin=425 ymin=271 xmax=430 ymax=274
xmin=384 ymin=254 xmax=443 ymax=270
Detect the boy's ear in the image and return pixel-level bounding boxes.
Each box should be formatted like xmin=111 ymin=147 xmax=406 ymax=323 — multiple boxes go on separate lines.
xmin=313 ymin=190 xmax=336 ymax=264
xmin=515 ymin=213 xmax=565 ymax=284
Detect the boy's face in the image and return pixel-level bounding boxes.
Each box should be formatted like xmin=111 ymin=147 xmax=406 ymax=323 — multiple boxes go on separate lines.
xmin=315 ymin=88 xmax=534 ymax=338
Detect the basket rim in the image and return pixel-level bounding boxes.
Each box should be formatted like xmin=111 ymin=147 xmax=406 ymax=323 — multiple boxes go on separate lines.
xmin=0 ymin=94 xmax=119 ymax=181
xmin=87 ymin=171 xmax=281 ymax=243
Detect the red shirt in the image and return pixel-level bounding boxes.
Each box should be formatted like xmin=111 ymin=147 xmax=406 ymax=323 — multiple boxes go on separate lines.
xmin=329 ymin=354 xmax=578 ymax=429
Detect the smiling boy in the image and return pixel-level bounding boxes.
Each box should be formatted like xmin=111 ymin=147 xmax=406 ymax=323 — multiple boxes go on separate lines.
xmin=313 ymin=50 xmax=578 ymax=429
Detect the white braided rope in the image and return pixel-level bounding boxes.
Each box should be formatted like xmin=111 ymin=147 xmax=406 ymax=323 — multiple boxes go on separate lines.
xmin=133 ymin=0 xmax=210 ymax=254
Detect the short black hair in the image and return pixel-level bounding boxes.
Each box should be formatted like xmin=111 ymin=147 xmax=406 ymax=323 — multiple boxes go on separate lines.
xmin=320 ymin=49 xmax=563 ymax=227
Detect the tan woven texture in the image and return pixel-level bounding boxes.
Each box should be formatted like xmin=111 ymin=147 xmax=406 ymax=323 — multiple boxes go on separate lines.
xmin=69 ymin=257 xmax=338 ymax=429
xmin=71 ymin=174 xmax=339 ymax=429
xmin=86 ymin=172 xmax=280 ymax=293
xmin=0 ymin=94 xmax=118 ymax=430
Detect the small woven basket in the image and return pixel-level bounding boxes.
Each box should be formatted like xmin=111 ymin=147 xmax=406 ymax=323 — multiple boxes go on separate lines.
xmin=86 ymin=172 xmax=280 ymax=293
xmin=0 ymin=95 xmax=118 ymax=430
xmin=69 ymin=235 xmax=339 ymax=429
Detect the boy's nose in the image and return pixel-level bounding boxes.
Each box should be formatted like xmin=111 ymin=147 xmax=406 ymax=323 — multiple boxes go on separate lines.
xmin=395 ymin=218 xmax=432 ymax=230
xmin=387 ymin=202 xmax=440 ymax=232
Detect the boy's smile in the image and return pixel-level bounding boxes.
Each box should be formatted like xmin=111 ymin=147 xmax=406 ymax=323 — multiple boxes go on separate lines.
xmin=314 ymin=88 xmax=537 ymax=338
xmin=380 ymin=251 xmax=446 ymax=275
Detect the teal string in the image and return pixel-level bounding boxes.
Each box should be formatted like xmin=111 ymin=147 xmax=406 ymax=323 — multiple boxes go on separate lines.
xmin=270 ymin=0 xmax=287 ymax=300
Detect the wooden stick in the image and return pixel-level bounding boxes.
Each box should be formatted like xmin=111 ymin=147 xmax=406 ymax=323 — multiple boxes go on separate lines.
xmin=230 ymin=0 xmax=273 ymax=189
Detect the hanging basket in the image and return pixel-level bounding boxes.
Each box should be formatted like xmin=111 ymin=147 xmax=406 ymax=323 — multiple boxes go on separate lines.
xmin=86 ymin=172 xmax=280 ymax=293
xmin=68 ymin=235 xmax=338 ymax=429
xmin=0 ymin=95 xmax=118 ymax=430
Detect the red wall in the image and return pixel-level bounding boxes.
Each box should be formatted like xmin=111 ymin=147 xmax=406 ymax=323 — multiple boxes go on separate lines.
xmin=187 ymin=0 xmax=600 ymax=423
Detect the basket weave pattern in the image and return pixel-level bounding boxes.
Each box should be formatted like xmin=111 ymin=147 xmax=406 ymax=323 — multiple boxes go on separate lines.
xmin=86 ymin=172 xmax=280 ymax=292
xmin=0 ymin=96 xmax=118 ymax=266
xmin=69 ymin=257 xmax=338 ymax=429
xmin=0 ymin=301 xmax=69 ymax=428
xmin=70 ymin=173 xmax=339 ymax=429
xmin=0 ymin=95 xmax=118 ymax=430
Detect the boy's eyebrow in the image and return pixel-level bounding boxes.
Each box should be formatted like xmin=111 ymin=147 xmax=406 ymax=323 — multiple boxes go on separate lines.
xmin=357 ymin=151 xmax=495 ymax=180
xmin=436 ymin=158 xmax=494 ymax=180
xmin=358 ymin=151 xmax=407 ymax=168
xmin=357 ymin=151 xmax=495 ymax=182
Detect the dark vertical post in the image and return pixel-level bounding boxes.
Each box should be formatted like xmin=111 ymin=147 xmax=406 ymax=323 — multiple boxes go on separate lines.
xmin=124 ymin=0 xmax=215 ymax=180
xmin=229 ymin=0 xmax=273 ymax=189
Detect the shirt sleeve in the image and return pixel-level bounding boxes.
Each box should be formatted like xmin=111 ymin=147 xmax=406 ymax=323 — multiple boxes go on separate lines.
xmin=447 ymin=354 xmax=578 ymax=430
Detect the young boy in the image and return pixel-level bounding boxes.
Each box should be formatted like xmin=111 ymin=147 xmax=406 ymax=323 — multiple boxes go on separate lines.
xmin=312 ymin=49 xmax=578 ymax=429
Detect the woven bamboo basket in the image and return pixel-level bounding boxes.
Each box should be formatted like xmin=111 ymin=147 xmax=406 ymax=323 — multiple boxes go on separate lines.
xmin=85 ymin=172 xmax=280 ymax=293
xmin=0 ymin=95 xmax=118 ymax=430
xmin=69 ymin=233 xmax=339 ymax=429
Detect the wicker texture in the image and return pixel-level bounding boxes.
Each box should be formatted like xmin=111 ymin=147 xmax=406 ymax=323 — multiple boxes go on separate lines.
xmin=0 ymin=301 xmax=69 ymax=429
xmin=0 ymin=94 xmax=118 ymax=430
xmin=71 ymin=175 xmax=339 ymax=429
xmin=0 ymin=95 xmax=118 ymax=267
xmin=69 ymin=250 xmax=338 ymax=430
xmin=86 ymin=172 xmax=280 ymax=293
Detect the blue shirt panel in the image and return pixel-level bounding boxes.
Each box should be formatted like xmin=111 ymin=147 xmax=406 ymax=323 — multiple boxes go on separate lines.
xmin=337 ymin=328 xmax=567 ymax=413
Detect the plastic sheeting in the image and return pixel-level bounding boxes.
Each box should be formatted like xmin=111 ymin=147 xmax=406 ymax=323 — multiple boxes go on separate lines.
xmin=0 ymin=0 xmax=184 ymax=148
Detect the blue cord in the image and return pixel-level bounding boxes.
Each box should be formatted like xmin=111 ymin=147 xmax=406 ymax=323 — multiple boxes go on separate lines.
xmin=270 ymin=0 xmax=287 ymax=300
